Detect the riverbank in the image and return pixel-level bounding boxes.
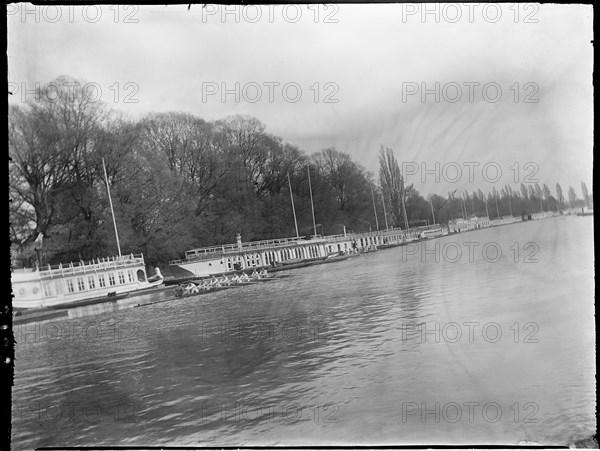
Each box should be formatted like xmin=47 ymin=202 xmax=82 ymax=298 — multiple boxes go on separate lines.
xmin=12 ymin=213 xmax=568 ymax=325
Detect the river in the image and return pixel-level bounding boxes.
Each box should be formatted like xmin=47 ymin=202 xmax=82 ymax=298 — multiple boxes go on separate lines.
xmin=12 ymin=216 xmax=595 ymax=448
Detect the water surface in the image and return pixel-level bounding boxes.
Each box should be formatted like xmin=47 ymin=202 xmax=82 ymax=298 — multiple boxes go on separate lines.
xmin=12 ymin=216 xmax=595 ymax=448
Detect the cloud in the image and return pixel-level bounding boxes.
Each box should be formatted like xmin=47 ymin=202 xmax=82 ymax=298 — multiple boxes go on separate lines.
xmin=8 ymin=3 xmax=593 ymax=193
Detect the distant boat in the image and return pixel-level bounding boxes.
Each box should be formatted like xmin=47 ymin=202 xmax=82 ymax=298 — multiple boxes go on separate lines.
xmin=418 ymin=225 xmax=446 ymax=240
xmin=279 ymin=256 xmax=327 ymax=266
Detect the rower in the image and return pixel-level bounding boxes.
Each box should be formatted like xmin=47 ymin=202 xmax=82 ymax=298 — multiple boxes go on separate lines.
xmin=210 ymin=276 xmax=220 ymax=287
xmin=231 ymin=274 xmax=242 ymax=283
xmin=259 ymin=269 xmax=268 ymax=278
xmin=240 ymin=272 xmax=250 ymax=282
xmin=251 ymin=269 xmax=260 ymax=279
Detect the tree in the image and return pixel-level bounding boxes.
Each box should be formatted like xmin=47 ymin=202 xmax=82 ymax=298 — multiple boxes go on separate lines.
xmin=555 ymin=183 xmax=564 ymax=210
xmin=568 ymin=186 xmax=577 ymax=208
xmin=216 ymin=114 xmax=268 ymax=189
xmin=313 ymin=147 xmax=373 ymax=232
xmin=378 ymin=146 xmax=404 ymax=227
xmin=9 ymin=76 xmax=108 ymax=264
xmin=581 ymin=182 xmax=590 ymax=208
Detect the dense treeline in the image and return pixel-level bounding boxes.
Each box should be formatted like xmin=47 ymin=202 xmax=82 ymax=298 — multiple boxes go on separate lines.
xmin=9 ymin=77 xmax=593 ymax=268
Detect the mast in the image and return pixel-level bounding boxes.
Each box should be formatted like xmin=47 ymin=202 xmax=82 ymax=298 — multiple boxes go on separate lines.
xmin=102 ymin=158 xmax=121 ymax=257
xmin=370 ymin=185 xmax=380 ymax=232
xmin=287 ymin=173 xmax=299 ymax=238
xmin=485 ymin=198 xmax=490 ymax=219
xmin=307 ymin=165 xmax=317 ymax=236
xmin=430 ymin=196 xmax=436 ymax=225
xmin=495 ymin=195 xmax=500 ymax=218
xmin=401 ymin=189 xmax=410 ymax=231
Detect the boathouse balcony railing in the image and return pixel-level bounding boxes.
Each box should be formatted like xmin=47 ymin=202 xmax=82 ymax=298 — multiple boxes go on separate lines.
xmin=169 ymin=228 xmax=425 ymax=265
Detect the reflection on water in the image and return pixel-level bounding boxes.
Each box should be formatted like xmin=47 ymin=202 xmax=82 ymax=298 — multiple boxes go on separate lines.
xmin=12 ymin=217 xmax=595 ymax=448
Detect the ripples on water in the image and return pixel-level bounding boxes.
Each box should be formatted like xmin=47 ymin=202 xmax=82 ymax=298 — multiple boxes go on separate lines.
xmin=12 ymin=217 xmax=595 ymax=448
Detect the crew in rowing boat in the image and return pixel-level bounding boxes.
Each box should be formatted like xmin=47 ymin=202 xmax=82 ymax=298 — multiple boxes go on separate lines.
xmin=184 ymin=282 xmax=199 ymax=295
xmin=197 ymin=279 xmax=210 ymax=290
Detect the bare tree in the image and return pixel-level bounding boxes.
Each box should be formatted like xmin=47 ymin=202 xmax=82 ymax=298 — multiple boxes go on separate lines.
xmin=581 ymin=182 xmax=590 ymax=208
xmin=555 ymin=183 xmax=564 ymax=210
xmin=378 ymin=146 xmax=404 ymax=227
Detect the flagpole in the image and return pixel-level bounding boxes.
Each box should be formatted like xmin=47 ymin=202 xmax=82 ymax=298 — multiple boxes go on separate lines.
xmin=102 ymin=157 xmax=121 ymax=257
xmin=287 ymin=173 xmax=299 ymax=238
xmin=307 ymin=165 xmax=317 ymax=237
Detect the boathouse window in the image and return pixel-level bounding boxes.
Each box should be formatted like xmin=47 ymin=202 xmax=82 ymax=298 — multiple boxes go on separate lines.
xmin=137 ymin=269 xmax=146 ymax=282
xmin=128 ymin=270 xmax=134 ymax=283
xmin=108 ymin=273 xmax=116 ymax=286
xmin=77 ymin=277 xmax=85 ymax=291
xmin=98 ymin=275 xmax=106 ymax=288
xmin=88 ymin=276 xmax=96 ymax=289
xmin=43 ymin=282 xmax=53 ymax=297
xmin=55 ymin=281 xmax=63 ymax=295
xmin=67 ymin=279 xmax=75 ymax=293
xmin=118 ymin=271 xmax=125 ymax=284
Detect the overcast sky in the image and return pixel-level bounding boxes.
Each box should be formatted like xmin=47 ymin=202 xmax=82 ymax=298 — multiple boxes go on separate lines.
xmin=8 ymin=3 xmax=593 ymax=197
